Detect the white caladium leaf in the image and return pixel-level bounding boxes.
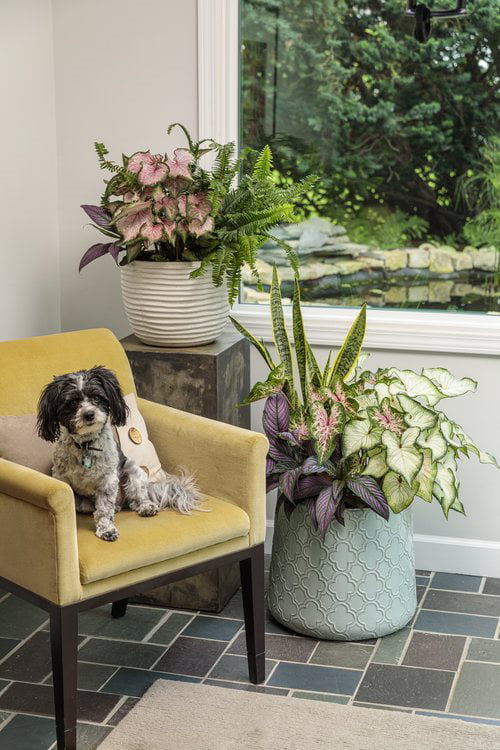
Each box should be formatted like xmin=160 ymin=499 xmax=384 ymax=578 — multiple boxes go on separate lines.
xmin=441 ymin=448 xmax=458 ymax=474
xmin=342 ymin=419 xmax=382 ymax=457
xmin=382 ymin=471 xmax=416 ymax=513
xmin=417 ymin=425 xmax=448 ymax=461
xmin=382 ymin=427 xmax=423 ymax=485
xmin=434 ymin=465 xmax=458 ymax=517
xmin=412 ymin=448 xmax=436 ymax=503
xmin=450 ymin=497 xmax=465 ymax=514
xmin=479 ymin=451 xmax=500 ymax=469
xmin=355 ymin=392 xmax=377 ymax=412
xmin=362 ymin=450 xmax=389 ymax=479
xmin=422 ymin=368 xmax=477 ymax=400
xmin=450 ymin=424 xmax=500 ymax=469
xmin=374 ymin=382 xmax=391 ymax=403
xmin=440 ymin=419 xmax=464 ymax=448
xmin=388 ymin=369 xmax=442 ymax=406
xmin=398 ymin=394 xmax=437 ymax=431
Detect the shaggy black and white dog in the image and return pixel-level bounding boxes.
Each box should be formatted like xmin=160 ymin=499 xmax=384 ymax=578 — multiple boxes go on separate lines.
xmin=37 ymin=366 xmax=200 ymax=542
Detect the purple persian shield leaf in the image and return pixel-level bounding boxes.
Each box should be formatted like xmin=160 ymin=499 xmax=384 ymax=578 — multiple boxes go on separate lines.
xmin=279 ymin=467 xmax=301 ymax=503
xmin=81 ymin=204 xmax=112 ymax=228
xmin=305 ymin=498 xmax=318 ymax=530
xmin=277 ymin=431 xmax=301 ymax=447
xmin=266 ymin=475 xmax=280 ymax=492
xmin=294 ymin=474 xmax=331 ymax=501
xmin=267 ymin=440 xmax=293 ymax=463
xmin=79 ymin=242 xmax=118 ymax=272
xmin=263 ymin=393 xmax=290 ymax=440
xmin=346 ymin=475 xmax=390 ymax=520
xmin=301 ymin=456 xmax=335 ymax=476
xmin=316 ymin=480 xmax=345 ymax=539
xmin=266 ymin=457 xmax=278 ymax=476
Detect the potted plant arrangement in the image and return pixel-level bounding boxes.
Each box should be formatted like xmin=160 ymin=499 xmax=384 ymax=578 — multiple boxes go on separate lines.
xmin=80 ymin=124 xmax=311 ymax=347
xmin=231 ymin=268 xmax=499 ymax=640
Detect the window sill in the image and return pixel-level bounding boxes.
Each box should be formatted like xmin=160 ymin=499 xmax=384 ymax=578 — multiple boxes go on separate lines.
xmin=231 ymin=303 xmax=500 ymax=356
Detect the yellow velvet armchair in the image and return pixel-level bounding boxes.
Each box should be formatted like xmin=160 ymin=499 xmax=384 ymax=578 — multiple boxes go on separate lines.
xmin=0 ymin=328 xmax=268 ymax=750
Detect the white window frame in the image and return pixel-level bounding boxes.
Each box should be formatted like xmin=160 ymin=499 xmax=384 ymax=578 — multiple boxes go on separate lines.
xmin=197 ymin=0 xmax=500 ymax=356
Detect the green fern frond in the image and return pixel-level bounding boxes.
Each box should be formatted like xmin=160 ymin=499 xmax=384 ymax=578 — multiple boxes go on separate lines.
xmin=252 ymin=145 xmax=273 ymax=180
xmin=95 ymin=142 xmax=121 ymax=173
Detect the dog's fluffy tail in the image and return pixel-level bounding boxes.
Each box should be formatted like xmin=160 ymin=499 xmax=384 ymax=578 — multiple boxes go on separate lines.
xmin=148 ymin=470 xmax=202 ymax=514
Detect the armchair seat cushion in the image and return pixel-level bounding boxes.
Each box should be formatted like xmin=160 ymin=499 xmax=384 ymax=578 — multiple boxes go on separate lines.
xmin=76 ymin=496 xmax=250 ymax=585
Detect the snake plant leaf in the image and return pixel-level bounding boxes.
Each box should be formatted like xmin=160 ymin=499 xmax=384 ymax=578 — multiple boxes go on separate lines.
xmin=230 ymin=316 xmax=275 ymax=370
xmin=342 ymin=418 xmax=382 ymax=457
xmin=292 ymin=277 xmax=308 ymax=403
xmin=382 ymin=427 xmax=423 ymax=486
xmin=307 ymin=343 xmax=322 ymax=388
xmin=347 ymin=475 xmax=390 ymax=520
xmin=329 ymin=305 xmax=367 ymax=383
xmin=412 ymin=448 xmax=436 ymax=503
xmin=416 ymin=424 xmax=448 ymax=461
xmin=316 ymin=480 xmax=345 ymax=538
xmin=388 ymin=369 xmax=442 ymax=406
xmin=434 ymin=465 xmax=458 ymax=518
xmin=270 ymin=265 xmax=294 ymax=391
xmin=322 ymin=351 xmax=333 ymax=387
xmin=262 ymin=392 xmax=290 ymax=440
xmin=362 ymin=450 xmax=390 ymax=479
xmin=383 ymin=471 xmax=416 ymax=513
xmin=422 ymin=368 xmax=477 ymax=400
xmin=241 ymin=363 xmax=286 ymax=405
xmin=398 ymin=394 xmax=438 ymax=431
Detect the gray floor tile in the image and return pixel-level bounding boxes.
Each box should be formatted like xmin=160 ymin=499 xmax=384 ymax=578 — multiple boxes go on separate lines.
xmin=182 ymin=616 xmax=242 ymax=641
xmin=353 ymin=702 xmax=412 ymax=713
xmin=76 ymin=723 xmax=112 ymax=750
xmin=0 ymin=713 xmax=10 ymax=725
xmin=153 ymin=636 xmax=226 ymax=677
xmin=430 ymin=572 xmax=482 ymax=592
xmin=102 ymin=667 xmax=200 ymax=697
xmin=467 ymin=638 xmax=500 ymax=663
xmin=403 ymin=632 xmax=466 ymax=670
xmin=450 ymin=661 xmax=500 ymax=719
xmin=0 ymin=638 xmax=19 ymax=662
xmin=414 ymin=609 xmax=498 ymax=638
xmin=416 ymin=576 xmax=430 ymax=586
xmin=147 ymin=613 xmax=192 ymax=645
xmin=78 ymin=638 xmax=165 ymax=669
xmin=416 ymin=711 xmax=500 ymax=727
xmin=208 ymin=654 xmax=276 ymax=683
xmin=416 ymin=570 xmax=432 ymax=576
xmin=372 ymin=627 xmax=411 ymax=665
xmin=0 ymin=682 xmax=120 ymax=723
xmin=416 ymin=586 xmax=427 ymax=604
xmin=268 ymin=661 xmax=362 ymax=695
xmin=293 ymin=691 xmax=350 ymax=704
xmin=106 ymin=697 xmax=139 ymax=726
xmin=311 ymin=642 xmax=373 ymax=670
xmin=0 ymin=597 xmax=47 ymax=640
xmin=355 ymin=663 xmax=454 ymax=710
xmin=483 ymin=578 xmax=500 ymax=596
xmin=0 ymin=682 xmax=8 ymax=695
xmin=204 ymin=679 xmax=286 ymax=696
xmin=0 ymin=714 xmax=55 ymax=750
xmin=0 ymin=632 xmax=52 ymax=683
xmin=78 ymin=605 xmax=165 ymax=641
xmin=230 ymin=632 xmax=317 ymax=663
xmin=423 ymin=589 xmax=500 ymax=617
xmin=45 ymin=663 xmax=117 ymax=692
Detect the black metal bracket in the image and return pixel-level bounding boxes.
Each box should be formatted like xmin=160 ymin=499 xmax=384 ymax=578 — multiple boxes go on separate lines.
xmin=406 ymin=0 xmax=467 ymax=43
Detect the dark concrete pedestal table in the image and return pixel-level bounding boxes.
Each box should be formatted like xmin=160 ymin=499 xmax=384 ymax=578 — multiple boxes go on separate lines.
xmin=120 ymin=330 xmax=251 ymax=612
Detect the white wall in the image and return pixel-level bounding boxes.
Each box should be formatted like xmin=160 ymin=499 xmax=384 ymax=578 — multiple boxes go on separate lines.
xmin=0 ymin=0 xmax=60 ymax=342
xmin=51 ymin=0 xmax=199 ymax=339
xmin=251 ymin=345 xmax=500 ymax=575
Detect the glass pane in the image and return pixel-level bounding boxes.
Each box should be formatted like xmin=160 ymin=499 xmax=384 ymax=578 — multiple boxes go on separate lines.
xmin=239 ymin=0 xmax=499 ymax=312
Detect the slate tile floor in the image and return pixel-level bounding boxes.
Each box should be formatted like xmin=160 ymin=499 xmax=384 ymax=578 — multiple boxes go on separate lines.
xmin=0 ymin=563 xmax=500 ymax=748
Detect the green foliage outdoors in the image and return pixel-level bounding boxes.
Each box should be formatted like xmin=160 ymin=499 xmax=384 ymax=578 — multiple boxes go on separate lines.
xmin=241 ymin=0 xmax=500 ymax=246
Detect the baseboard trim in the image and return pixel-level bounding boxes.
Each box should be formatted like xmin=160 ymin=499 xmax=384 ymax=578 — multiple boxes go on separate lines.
xmin=265 ymin=521 xmax=500 ymax=577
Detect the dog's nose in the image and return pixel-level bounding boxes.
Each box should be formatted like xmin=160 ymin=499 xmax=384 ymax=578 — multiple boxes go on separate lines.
xmin=83 ymin=410 xmax=95 ymax=423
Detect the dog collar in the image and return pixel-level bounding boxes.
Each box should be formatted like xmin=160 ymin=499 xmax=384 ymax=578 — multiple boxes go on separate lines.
xmin=72 ymin=439 xmax=102 ymax=469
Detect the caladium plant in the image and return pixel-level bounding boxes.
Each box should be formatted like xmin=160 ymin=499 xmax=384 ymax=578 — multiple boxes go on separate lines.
xmin=231 ymin=267 xmax=498 ymax=538
xmin=79 ymin=124 xmax=314 ymax=305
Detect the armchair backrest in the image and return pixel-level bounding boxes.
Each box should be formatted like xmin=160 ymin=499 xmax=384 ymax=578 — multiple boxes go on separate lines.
xmin=0 ymin=328 xmax=136 ymax=416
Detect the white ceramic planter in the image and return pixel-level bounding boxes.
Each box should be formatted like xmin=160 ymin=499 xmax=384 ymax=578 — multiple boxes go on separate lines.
xmin=120 ymin=261 xmax=229 ymax=347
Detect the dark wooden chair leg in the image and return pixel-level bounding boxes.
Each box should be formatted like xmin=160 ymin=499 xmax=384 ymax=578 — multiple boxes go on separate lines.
xmin=50 ymin=606 xmax=78 ymax=750
xmin=239 ymin=544 xmax=265 ymax=684
xmin=111 ymin=598 xmax=128 ymax=619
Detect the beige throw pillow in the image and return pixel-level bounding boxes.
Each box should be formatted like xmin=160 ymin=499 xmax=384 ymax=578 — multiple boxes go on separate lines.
xmin=114 ymin=393 xmax=167 ymax=483
xmin=0 ymin=414 xmax=54 ymax=475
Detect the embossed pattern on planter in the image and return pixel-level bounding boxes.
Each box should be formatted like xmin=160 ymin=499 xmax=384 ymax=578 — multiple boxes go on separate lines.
xmin=268 ymin=503 xmax=417 ymax=640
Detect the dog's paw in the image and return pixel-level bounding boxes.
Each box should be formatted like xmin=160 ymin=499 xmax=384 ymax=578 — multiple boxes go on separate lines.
xmin=137 ymin=502 xmax=159 ymax=517
xmin=96 ymin=526 xmax=119 ymax=542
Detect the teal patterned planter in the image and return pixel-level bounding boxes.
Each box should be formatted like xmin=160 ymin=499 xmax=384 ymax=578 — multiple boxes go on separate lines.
xmin=268 ymin=501 xmax=417 ymax=641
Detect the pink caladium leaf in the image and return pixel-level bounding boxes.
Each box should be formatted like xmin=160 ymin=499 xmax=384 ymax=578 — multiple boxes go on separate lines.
xmin=127 ymin=151 xmax=168 ymax=186
xmin=79 ymin=241 xmax=121 ymax=271
xmin=308 ymin=401 xmax=344 ymax=464
xmin=188 ymin=215 xmax=214 ymax=237
xmin=346 ymin=475 xmax=390 ymax=520
xmin=141 ymin=223 xmax=163 ymax=242
xmin=114 ymin=201 xmax=153 ymax=242
xmin=160 ymin=197 xmax=178 ymax=221
xmin=165 ymin=176 xmax=190 ymax=197
xmin=161 ymin=219 xmax=176 ymax=240
xmin=81 ymin=204 xmax=112 ymax=228
xmin=166 ymin=148 xmax=194 ymax=179
xmin=263 ymin=393 xmax=290 ymax=440
xmin=371 ymin=400 xmax=405 ymax=434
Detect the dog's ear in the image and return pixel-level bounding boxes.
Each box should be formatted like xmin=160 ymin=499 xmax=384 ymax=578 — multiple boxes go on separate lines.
xmin=37 ymin=378 xmax=63 ymax=442
xmin=89 ymin=366 xmax=129 ymax=426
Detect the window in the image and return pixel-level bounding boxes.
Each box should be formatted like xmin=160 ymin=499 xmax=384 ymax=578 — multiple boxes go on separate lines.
xmin=239 ymin=0 xmax=499 ymax=314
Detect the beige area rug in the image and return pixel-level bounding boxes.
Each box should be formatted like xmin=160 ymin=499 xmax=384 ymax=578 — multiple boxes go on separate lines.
xmin=99 ymin=681 xmax=500 ymax=750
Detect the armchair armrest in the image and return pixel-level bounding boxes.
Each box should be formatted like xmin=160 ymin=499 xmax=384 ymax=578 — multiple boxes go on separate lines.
xmin=0 ymin=459 xmax=82 ymax=605
xmin=138 ymin=398 xmax=269 ymax=546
